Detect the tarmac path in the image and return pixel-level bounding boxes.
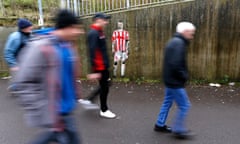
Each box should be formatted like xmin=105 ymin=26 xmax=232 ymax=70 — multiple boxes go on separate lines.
xmin=0 ymin=79 xmax=239 ymax=144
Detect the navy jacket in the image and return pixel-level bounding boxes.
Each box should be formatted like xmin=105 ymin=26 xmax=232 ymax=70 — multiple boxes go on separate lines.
xmin=87 ymin=24 xmax=109 ymax=72
xmin=163 ymin=33 xmax=189 ymax=88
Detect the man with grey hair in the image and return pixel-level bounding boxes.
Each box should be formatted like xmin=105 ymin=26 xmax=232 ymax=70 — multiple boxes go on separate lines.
xmin=154 ymin=22 xmax=196 ymax=139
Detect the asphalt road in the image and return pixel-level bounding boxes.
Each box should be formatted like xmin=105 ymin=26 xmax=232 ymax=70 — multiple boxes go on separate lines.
xmin=0 ymin=79 xmax=240 ymax=144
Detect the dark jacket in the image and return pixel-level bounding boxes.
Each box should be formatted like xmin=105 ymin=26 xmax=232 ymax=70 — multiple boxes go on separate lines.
xmin=87 ymin=24 xmax=109 ymax=72
xmin=163 ymin=33 xmax=189 ymax=88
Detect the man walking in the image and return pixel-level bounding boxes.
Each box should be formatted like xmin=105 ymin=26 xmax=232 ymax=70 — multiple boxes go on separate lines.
xmin=4 ymin=18 xmax=33 ymax=92
xmin=154 ymin=22 xmax=196 ymax=139
xmin=84 ymin=13 xmax=116 ymax=119
xmin=16 ymin=9 xmax=84 ymax=144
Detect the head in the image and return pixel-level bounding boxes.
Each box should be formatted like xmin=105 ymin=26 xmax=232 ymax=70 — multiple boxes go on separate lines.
xmin=117 ymin=20 xmax=124 ymax=30
xmin=18 ymin=18 xmax=33 ymax=33
xmin=92 ymin=13 xmax=111 ymax=28
xmin=54 ymin=9 xmax=84 ymax=41
xmin=176 ymin=22 xmax=196 ymax=40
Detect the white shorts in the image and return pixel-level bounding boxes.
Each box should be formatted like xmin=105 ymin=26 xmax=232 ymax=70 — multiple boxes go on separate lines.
xmin=114 ymin=51 xmax=128 ymax=62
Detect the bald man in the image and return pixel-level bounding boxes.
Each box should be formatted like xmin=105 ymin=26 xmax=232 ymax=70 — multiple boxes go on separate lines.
xmin=154 ymin=22 xmax=196 ymax=139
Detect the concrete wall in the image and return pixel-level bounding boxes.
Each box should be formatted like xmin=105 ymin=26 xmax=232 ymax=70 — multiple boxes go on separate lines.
xmin=78 ymin=0 xmax=240 ymax=80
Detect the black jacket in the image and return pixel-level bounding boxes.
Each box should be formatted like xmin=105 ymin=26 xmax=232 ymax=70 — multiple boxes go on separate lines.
xmin=87 ymin=24 xmax=109 ymax=72
xmin=163 ymin=33 xmax=189 ymax=88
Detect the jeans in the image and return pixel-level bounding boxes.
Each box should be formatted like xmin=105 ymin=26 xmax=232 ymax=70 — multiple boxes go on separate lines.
xmin=156 ymin=87 xmax=191 ymax=132
xmin=30 ymin=114 xmax=81 ymax=144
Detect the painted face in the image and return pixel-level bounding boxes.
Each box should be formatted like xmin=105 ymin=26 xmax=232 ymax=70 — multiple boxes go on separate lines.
xmin=117 ymin=22 xmax=123 ymax=29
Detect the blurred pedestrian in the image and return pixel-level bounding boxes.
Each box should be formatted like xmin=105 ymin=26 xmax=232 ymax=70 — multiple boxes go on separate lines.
xmin=79 ymin=13 xmax=116 ymax=119
xmin=154 ymin=22 xmax=196 ymax=139
xmin=3 ymin=18 xmax=33 ymax=93
xmin=16 ymin=9 xmax=84 ymax=144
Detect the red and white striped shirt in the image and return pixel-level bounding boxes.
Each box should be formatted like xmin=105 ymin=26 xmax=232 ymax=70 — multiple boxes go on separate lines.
xmin=112 ymin=30 xmax=129 ymax=52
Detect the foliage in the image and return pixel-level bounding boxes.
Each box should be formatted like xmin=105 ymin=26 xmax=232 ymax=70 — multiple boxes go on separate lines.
xmin=0 ymin=0 xmax=59 ymax=18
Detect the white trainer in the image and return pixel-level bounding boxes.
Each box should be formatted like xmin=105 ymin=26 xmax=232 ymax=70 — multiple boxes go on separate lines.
xmin=78 ymin=99 xmax=99 ymax=110
xmin=78 ymin=99 xmax=92 ymax=104
xmin=100 ymin=110 xmax=116 ymax=119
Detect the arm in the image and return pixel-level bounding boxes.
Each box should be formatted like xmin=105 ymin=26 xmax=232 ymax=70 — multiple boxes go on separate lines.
xmin=112 ymin=32 xmax=116 ymax=53
xmin=15 ymin=43 xmax=46 ymax=108
xmin=4 ymin=32 xmax=21 ymax=68
xmin=87 ymin=31 xmax=99 ymax=71
xmin=125 ymin=31 xmax=130 ymax=54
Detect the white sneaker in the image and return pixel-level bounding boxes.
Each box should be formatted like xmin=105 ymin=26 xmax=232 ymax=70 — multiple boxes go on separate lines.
xmin=78 ymin=99 xmax=92 ymax=104
xmin=100 ymin=110 xmax=116 ymax=119
xmin=78 ymin=99 xmax=99 ymax=110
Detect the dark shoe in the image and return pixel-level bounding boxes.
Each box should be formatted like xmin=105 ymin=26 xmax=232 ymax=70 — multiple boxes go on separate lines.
xmin=154 ymin=124 xmax=172 ymax=133
xmin=173 ymin=130 xmax=195 ymax=139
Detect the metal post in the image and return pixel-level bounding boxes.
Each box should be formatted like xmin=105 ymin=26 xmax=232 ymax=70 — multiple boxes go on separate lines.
xmin=67 ymin=0 xmax=70 ymax=9
xmin=104 ymin=0 xmax=107 ymax=11
xmin=93 ymin=0 xmax=96 ymax=13
xmin=73 ymin=0 xmax=78 ymax=15
xmin=81 ymin=0 xmax=84 ymax=15
xmin=126 ymin=0 xmax=130 ymax=8
xmin=60 ymin=0 xmax=66 ymax=9
xmin=112 ymin=0 xmax=114 ymax=10
xmin=38 ymin=0 xmax=44 ymax=27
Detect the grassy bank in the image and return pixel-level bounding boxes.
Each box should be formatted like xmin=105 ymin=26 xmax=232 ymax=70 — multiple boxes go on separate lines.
xmin=0 ymin=0 xmax=59 ymax=26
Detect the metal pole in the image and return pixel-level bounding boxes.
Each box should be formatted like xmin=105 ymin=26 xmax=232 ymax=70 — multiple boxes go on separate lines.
xmin=67 ymin=0 xmax=70 ymax=9
xmin=73 ymin=0 xmax=78 ymax=15
xmin=38 ymin=0 xmax=44 ymax=27
xmin=126 ymin=0 xmax=130 ymax=8
xmin=60 ymin=0 xmax=66 ymax=9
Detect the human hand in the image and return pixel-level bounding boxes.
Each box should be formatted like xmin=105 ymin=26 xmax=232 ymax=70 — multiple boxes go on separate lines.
xmin=87 ymin=73 xmax=101 ymax=80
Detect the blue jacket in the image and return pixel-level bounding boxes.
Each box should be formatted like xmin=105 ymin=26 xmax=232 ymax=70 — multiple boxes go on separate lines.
xmin=55 ymin=42 xmax=77 ymax=114
xmin=4 ymin=31 xmax=30 ymax=67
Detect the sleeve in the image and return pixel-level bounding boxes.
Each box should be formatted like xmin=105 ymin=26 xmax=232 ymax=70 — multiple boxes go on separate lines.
xmin=87 ymin=31 xmax=99 ymax=70
xmin=112 ymin=31 xmax=116 ymax=52
xmin=3 ymin=33 xmax=21 ymax=67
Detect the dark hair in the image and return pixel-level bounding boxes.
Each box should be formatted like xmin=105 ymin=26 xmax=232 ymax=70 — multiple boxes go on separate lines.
xmin=54 ymin=9 xmax=82 ymax=29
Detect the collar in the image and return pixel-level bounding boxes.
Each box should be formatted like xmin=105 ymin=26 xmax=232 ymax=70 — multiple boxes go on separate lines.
xmin=174 ymin=33 xmax=190 ymax=45
xmin=91 ymin=24 xmax=103 ymax=31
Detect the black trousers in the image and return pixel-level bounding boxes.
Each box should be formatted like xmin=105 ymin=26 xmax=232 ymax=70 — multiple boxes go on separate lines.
xmin=87 ymin=70 xmax=110 ymax=112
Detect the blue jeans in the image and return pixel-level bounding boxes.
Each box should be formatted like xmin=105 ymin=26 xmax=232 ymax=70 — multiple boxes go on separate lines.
xmin=156 ymin=87 xmax=191 ymax=132
xmin=30 ymin=114 xmax=81 ymax=144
